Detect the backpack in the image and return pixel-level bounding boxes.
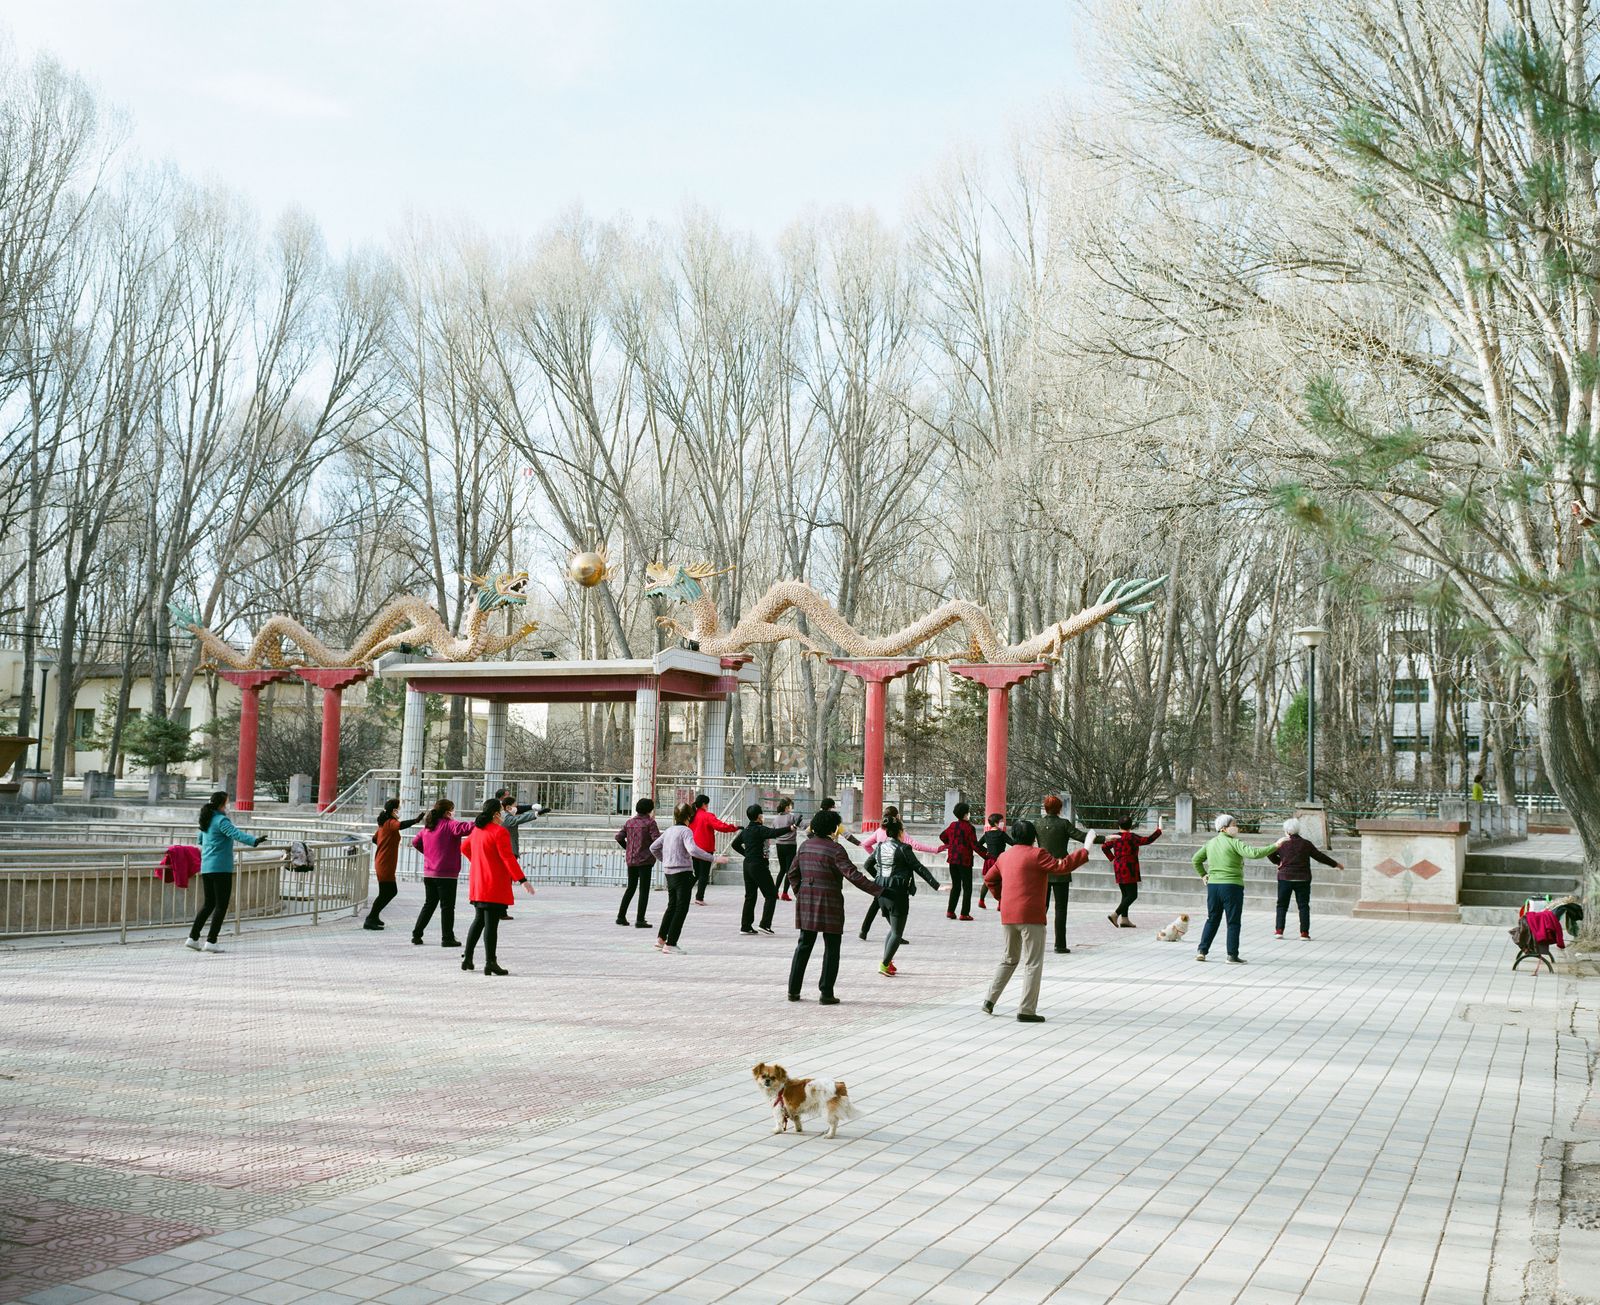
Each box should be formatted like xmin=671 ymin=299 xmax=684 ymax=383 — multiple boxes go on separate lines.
xmin=876 ymin=841 xmax=916 ymax=896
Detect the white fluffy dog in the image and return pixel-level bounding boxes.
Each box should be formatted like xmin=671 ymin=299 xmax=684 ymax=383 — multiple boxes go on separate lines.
xmin=1156 ymin=914 xmax=1190 ymax=942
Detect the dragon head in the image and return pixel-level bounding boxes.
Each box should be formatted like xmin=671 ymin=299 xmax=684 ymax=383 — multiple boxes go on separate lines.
xmin=471 ymin=571 xmax=531 ymax=612
xmin=643 ymin=561 xmax=730 ymax=605
xmin=169 ymin=600 xmax=202 ymax=632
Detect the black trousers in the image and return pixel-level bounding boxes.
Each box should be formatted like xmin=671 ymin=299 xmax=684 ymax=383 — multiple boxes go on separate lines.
xmin=694 ymin=860 xmax=711 ymax=901
xmin=659 ymin=871 xmax=693 ymax=945
xmin=882 ymin=897 xmax=909 ymax=965
xmin=1115 ymin=881 xmax=1139 ymax=920
xmin=190 ymin=874 xmax=233 ymax=943
xmin=741 ymin=865 xmax=777 ymax=931
xmin=464 ymin=903 xmax=503 ymax=967
xmin=365 ymin=880 xmax=397 ymax=925
xmin=1051 ymin=878 xmax=1071 ymax=949
xmin=1276 ymin=880 xmax=1311 ymax=933
xmin=860 ymin=896 xmax=882 ymax=938
xmin=947 ymin=866 xmax=973 ymax=916
xmin=618 ymin=863 xmax=652 ymax=924
xmin=776 ymin=843 xmax=795 ymax=892
xmin=413 ymin=878 xmax=459 ymax=942
xmin=788 ymin=929 xmax=841 ymax=999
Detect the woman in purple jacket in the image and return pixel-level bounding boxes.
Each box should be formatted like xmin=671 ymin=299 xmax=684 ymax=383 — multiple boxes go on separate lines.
xmin=614 ymin=798 xmax=661 ymax=929
xmin=411 ymin=798 xmax=475 ymax=947
xmin=1269 ymin=817 xmax=1342 ymax=940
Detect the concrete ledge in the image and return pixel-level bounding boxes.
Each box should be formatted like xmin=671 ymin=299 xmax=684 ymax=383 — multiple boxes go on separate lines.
xmin=1357 ymin=819 xmax=1469 ymax=835
xmin=1351 ymin=900 xmax=1462 ymax=922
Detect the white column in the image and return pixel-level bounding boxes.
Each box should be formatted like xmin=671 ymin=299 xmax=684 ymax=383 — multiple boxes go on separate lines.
xmin=699 ymin=694 xmax=729 ymax=808
xmin=400 ymin=683 xmax=427 ymax=813
xmin=632 ymin=681 xmax=659 ymax=811
xmin=483 ymin=699 xmax=508 ymax=801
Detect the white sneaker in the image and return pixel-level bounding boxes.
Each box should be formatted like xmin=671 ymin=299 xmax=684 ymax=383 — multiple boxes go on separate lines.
xmin=665 ymin=944 xmax=684 ymax=954
xmin=654 ymin=938 xmax=664 ymax=950
xmin=202 ymin=941 xmax=223 ymax=953
xmin=184 ymin=938 xmax=202 ymax=952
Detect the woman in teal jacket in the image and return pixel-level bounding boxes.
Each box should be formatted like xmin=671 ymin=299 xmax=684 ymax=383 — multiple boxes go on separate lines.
xmin=187 ymin=791 xmax=268 ymax=953
xmin=1191 ymin=814 xmax=1282 ymax=964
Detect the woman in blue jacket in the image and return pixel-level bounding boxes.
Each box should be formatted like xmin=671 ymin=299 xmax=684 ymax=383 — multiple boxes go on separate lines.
xmin=187 ymin=791 xmax=268 ymax=953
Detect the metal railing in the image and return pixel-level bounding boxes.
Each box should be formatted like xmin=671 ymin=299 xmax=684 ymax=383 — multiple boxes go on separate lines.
xmin=0 ymin=838 xmax=366 ymax=942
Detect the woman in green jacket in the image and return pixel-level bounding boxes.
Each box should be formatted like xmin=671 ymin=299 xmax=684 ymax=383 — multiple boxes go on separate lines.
xmin=1191 ymin=814 xmax=1282 ymax=964
xmin=187 ymin=791 xmax=268 ymax=953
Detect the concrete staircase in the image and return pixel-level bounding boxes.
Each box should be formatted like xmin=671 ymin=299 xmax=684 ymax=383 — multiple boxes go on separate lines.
xmin=1459 ymin=846 xmax=1580 ymax=925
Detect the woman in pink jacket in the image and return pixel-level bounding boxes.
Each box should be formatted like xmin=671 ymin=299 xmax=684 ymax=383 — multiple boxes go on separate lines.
xmin=410 ymin=798 xmax=475 ymax=948
xmin=461 ymin=800 xmax=535 ymax=976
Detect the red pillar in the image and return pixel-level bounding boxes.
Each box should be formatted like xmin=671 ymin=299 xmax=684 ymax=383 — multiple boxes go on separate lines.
xmin=216 ymin=670 xmax=296 ymax=812
xmin=949 ymin=663 xmax=1050 ymax=819
xmin=828 ymin=658 xmax=927 ymax=831
xmin=296 ymin=668 xmax=371 ymax=811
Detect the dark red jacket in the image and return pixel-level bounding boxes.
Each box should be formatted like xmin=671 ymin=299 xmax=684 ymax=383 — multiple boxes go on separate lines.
xmin=1101 ymin=828 xmax=1162 ymax=884
xmin=1268 ymin=834 xmax=1338 ymax=882
xmin=939 ymin=819 xmax=979 ymax=869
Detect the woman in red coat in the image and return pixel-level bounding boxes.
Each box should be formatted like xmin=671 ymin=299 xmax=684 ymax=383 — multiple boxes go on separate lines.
xmin=461 ymin=799 xmax=534 ymax=976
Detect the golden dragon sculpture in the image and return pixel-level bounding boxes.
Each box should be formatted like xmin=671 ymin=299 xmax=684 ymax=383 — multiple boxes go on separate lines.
xmin=171 ymin=573 xmax=540 ymax=669
xmin=643 ymin=563 xmax=1164 ymax=663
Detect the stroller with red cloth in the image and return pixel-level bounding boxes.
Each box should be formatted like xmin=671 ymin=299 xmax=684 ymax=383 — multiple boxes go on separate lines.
xmin=1510 ymin=897 xmax=1583 ymax=972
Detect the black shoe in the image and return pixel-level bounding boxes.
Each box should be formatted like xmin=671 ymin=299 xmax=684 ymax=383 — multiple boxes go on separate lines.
xmin=819 ymin=995 xmax=840 ymax=1006
xmin=362 ymin=922 xmax=383 ymax=931
xmin=787 ymin=993 xmax=801 ymax=1002
xmin=983 ymin=1000 xmax=994 ymax=1015
xmin=441 ymin=937 xmax=461 ymax=948
xmin=740 ymin=928 xmax=757 ymax=935
xmin=635 ymin=921 xmax=651 ymax=928
xmin=758 ymin=927 xmax=775 ymax=935
xmin=1227 ymin=956 xmax=1247 ymax=964
xmin=1054 ymin=946 xmax=1070 ymax=954
xmin=858 ymin=930 xmax=869 ymax=941
xmin=411 ymin=936 xmax=423 ymax=946
xmin=1017 ymin=1013 xmax=1046 ymax=1023
xmin=615 ymin=917 xmax=629 ymax=927
xmin=503 ymin=914 xmax=515 ymax=921
xmin=484 ymin=964 xmax=509 ymax=976
xmin=461 ymin=958 xmax=475 ymax=971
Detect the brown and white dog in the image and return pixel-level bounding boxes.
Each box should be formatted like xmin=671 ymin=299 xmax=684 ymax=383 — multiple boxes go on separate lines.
xmin=752 ymin=1063 xmax=857 ymax=1139
xmin=1156 ymin=913 xmax=1190 ymax=942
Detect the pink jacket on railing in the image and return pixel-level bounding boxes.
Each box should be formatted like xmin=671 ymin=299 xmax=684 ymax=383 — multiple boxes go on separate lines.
xmin=858 ymin=827 xmax=942 ymax=857
xmin=411 ymin=818 xmax=477 ymax=879
xmin=158 ymin=844 xmax=200 ymax=889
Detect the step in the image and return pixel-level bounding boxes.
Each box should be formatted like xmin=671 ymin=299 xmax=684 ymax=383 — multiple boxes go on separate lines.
xmin=1460 ymin=871 xmax=1580 ymax=896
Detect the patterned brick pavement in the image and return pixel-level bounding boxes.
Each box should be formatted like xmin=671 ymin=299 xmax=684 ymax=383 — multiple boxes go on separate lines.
xmin=0 ymin=883 xmax=1582 ymax=1303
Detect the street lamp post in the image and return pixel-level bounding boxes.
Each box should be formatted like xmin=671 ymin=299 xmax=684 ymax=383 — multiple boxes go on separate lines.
xmin=1293 ymin=627 xmax=1328 ymax=803
xmin=33 ymin=655 xmax=55 ymax=773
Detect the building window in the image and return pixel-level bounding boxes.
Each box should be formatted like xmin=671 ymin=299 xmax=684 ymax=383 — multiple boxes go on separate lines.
xmin=1392 ymin=678 xmax=1430 ymax=703
xmin=74 ymin=708 xmax=96 ymax=745
xmin=1392 ymin=735 xmax=1433 ymax=752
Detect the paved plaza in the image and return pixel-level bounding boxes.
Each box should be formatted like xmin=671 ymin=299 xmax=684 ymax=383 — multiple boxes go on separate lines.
xmin=1 ymin=883 xmax=1594 ymax=1304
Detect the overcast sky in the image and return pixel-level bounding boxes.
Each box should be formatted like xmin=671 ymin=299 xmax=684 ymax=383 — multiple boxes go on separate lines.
xmin=2 ymin=1 xmax=1082 ymax=251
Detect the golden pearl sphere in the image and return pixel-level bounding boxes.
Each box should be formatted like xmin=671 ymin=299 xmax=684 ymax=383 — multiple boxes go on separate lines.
xmin=567 ymin=551 xmax=610 ymax=588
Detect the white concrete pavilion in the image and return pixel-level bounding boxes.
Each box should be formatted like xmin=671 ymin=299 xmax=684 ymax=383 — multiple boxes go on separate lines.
xmin=373 ymin=647 xmax=759 ymax=811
